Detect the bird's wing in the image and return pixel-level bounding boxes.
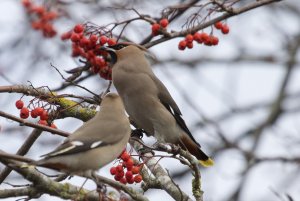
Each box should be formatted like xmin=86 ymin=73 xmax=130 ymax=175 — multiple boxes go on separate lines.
xmin=42 ymin=119 xmax=128 ymax=158
xmin=151 ymin=75 xmax=201 ymax=147
xmin=41 ymin=139 xmax=108 ymax=158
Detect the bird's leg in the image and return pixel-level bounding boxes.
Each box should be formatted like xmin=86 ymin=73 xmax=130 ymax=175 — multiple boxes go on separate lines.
xmin=91 ymin=171 xmax=107 ymax=195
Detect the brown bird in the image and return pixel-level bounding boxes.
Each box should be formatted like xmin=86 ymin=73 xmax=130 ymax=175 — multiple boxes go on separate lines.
xmin=34 ymin=93 xmax=131 ymax=173
xmin=102 ymin=43 xmax=213 ymax=167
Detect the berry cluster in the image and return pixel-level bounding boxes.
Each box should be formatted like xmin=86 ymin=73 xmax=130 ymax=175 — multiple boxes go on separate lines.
xmin=15 ymin=99 xmax=57 ymax=128
xmin=151 ymin=18 xmax=169 ymax=36
xmin=61 ymin=24 xmax=116 ymax=80
xmin=22 ymin=0 xmax=58 ymax=38
xmin=110 ymin=150 xmax=143 ymax=185
xmin=178 ymin=21 xmax=230 ymax=51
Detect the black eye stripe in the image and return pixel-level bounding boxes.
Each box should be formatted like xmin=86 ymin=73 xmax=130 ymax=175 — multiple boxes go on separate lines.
xmin=108 ymin=44 xmax=126 ymax=50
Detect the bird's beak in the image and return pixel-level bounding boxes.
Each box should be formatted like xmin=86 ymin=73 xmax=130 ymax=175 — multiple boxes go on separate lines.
xmin=99 ymin=46 xmax=117 ymax=65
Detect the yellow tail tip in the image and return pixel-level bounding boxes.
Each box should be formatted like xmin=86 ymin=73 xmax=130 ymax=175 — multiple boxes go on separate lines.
xmin=199 ymin=158 xmax=214 ymax=167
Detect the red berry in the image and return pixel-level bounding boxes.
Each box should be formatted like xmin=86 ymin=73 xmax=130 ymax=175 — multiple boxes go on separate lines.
xmin=79 ymin=37 xmax=90 ymax=48
xmin=61 ymin=32 xmax=72 ymax=41
xmin=110 ymin=167 xmax=117 ymax=175
xmin=91 ymin=65 xmax=100 ymax=74
xmin=107 ymin=38 xmax=116 ymax=46
xmin=151 ymin=23 xmax=160 ymax=36
xmin=214 ymin=22 xmax=223 ymax=30
xmin=42 ymin=11 xmax=58 ymax=21
xmin=20 ymin=107 xmax=29 ymax=119
xmin=134 ymin=175 xmax=142 ymax=183
xmin=127 ymin=176 xmax=134 ymax=184
xmin=74 ymin=24 xmax=84 ymax=34
xmin=50 ymin=123 xmax=57 ymax=129
xmin=38 ymin=120 xmax=47 ymax=126
xmin=15 ymin=100 xmax=24 ymax=109
xmin=70 ymin=33 xmax=80 ymax=43
xmin=114 ymin=175 xmax=122 ymax=181
xmin=132 ymin=166 xmax=140 ymax=174
xmin=221 ymin=24 xmax=229 ymax=34
xmin=99 ymin=35 xmax=108 ymax=45
xmin=31 ymin=21 xmax=42 ymax=30
xmin=116 ymin=170 xmax=124 ymax=178
xmin=31 ymin=109 xmax=38 ymax=118
xmin=125 ymin=159 xmax=134 ymax=169
xmin=125 ymin=171 xmax=133 ymax=180
xmin=95 ymin=57 xmax=105 ymax=67
xmin=35 ymin=107 xmax=44 ymax=116
xmin=89 ymin=34 xmax=98 ymax=43
xmin=193 ymin=32 xmax=202 ymax=43
xmin=211 ymin=35 xmax=219 ymax=46
xmin=185 ymin=34 xmax=193 ymax=43
xmin=32 ymin=6 xmax=45 ymax=16
xmin=121 ymin=152 xmax=130 ymax=161
xmin=200 ymin=32 xmax=210 ymax=44
xmin=22 ymin=0 xmax=31 ymax=8
xmin=120 ymin=177 xmax=127 ymax=184
xmin=40 ymin=110 xmax=49 ymax=121
xmin=186 ymin=42 xmax=193 ymax=49
xmin=178 ymin=40 xmax=187 ymax=50
xmin=159 ymin=18 xmax=169 ymax=28
xmin=116 ymin=165 xmax=123 ymax=172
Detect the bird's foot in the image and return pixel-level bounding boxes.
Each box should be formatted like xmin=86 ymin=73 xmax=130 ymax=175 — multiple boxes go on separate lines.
xmin=131 ymin=128 xmax=144 ymax=139
xmin=169 ymin=144 xmax=181 ymax=156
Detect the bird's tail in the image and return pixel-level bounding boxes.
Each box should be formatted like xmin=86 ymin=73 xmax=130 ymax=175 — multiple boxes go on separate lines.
xmin=179 ymin=135 xmax=214 ymax=167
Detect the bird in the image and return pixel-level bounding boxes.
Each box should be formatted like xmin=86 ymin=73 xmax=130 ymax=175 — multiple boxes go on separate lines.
xmin=32 ymin=92 xmax=131 ymax=174
xmin=102 ymin=43 xmax=214 ymax=167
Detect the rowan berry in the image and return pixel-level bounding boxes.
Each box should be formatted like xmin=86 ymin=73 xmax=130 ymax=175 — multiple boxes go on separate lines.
xmin=74 ymin=24 xmax=84 ymax=34
xmin=38 ymin=120 xmax=47 ymax=125
xmin=134 ymin=174 xmax=142 ymax=183
xmin=193 ymin=32 xmax=202 ymax=43
xmin=211 ymin=35 xmax=219 ymax=45
xmin=221 ymin=24 xmax=229 ymax=34
xmin=107 ymin=38 xmax=116 ymax=46
xmin=159 ymin=18 xmax=169 ymax=28
xmin=31 ymin=109 xmax=39 ymax=118
xmin=70 ymin=33 xmax=81 ymax=43
xmin=114 ymin=175 xmax=122 ymax=181
xmin=110 ymin=167 xmax=117 ymax=175
xmin=214 ymin=22 xmax=223 ymax=29
xmin=125 ymin=171 xmax=133 ymax=180
xmin=89 ymin=34 xmax=98 ymax=43
xmin=35 ymin=107 xmax=44 ymax=116
xmin=40 ymin=110 xmax=49 ymax=120
xmin=99 ymin=35 xmax=108 ymax=45
xmin=15 ymin=100 xmax=24 ymax=109
xmin=132 ymin=166 xmax=140 ymax=174
xmin=120 ymin=177 xmax=127 ymax=184
xmin=20 ymin=107 xmax=30 ymax=119
xmin=186 ymin=42 xmax=193 ymax=49
xmin=121 ymin=152 xmax=130 ymax=161
xmin=116 ymin=165 xmax=123 ymax=172
xmin=50 ymin=123 xmax=57 ymax=129
xmin=151 ymin=23 xmax=160 ymax=36
xmin=185 ymin=34 xmax=194 ymax=43
xmin=178 ymin=40 xmax=187 ymax=50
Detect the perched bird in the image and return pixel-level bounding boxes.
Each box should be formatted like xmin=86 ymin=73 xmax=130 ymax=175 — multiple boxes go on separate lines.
xmin=33 ymin=93 xmax=131 ymax=173
xmin=102 ymin=43 xmax=214 ymax=167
